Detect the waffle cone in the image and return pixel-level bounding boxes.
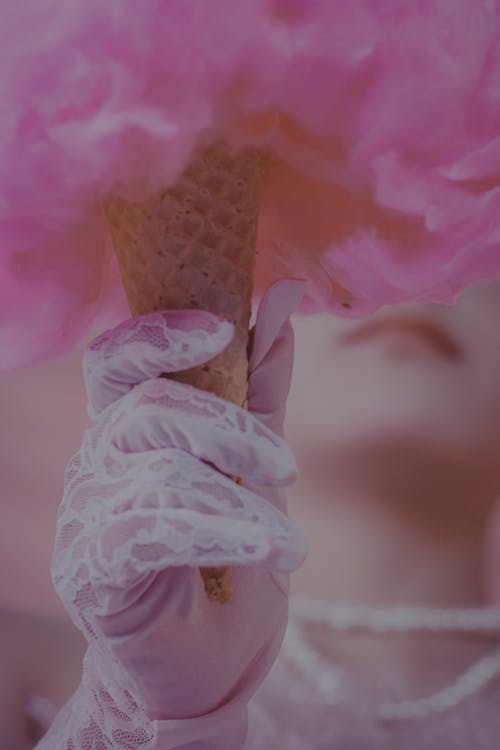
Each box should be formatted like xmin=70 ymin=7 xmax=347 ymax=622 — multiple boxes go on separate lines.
xmin=105 ymin=145 xmax=266 ymax=603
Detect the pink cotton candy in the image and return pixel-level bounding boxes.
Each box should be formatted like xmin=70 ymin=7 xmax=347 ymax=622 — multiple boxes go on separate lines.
xmin=1 ymin=0 xmax=499 ymax=370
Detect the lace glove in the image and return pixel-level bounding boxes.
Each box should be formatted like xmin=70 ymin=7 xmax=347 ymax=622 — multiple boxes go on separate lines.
xmin=37 ymin=279 xmax=308 ymax=750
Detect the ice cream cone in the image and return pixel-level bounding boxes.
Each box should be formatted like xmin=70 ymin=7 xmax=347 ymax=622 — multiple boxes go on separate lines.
xmin=105 ymin=144 xmax=266 ymax=603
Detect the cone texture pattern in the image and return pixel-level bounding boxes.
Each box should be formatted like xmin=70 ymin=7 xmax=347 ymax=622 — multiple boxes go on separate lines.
xmin=105 ymin=145 xmax=266 ymax=601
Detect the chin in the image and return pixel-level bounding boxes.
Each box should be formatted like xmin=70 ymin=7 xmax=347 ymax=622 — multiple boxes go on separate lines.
xmin=287 ymin=391 xmax=474 ymax=483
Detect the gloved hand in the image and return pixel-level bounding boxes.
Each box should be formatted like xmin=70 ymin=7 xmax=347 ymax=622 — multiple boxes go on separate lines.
xmin=37 ymin=280 xmax=308 ymax=750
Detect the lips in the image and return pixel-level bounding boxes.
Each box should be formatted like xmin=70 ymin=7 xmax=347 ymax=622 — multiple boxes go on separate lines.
xmin=338 ymin=315 xmax=463 ymax=361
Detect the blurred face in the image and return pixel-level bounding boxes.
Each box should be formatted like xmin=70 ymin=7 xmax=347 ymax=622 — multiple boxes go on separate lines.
xmin=285 ymin=278 xmax=500 ymax=498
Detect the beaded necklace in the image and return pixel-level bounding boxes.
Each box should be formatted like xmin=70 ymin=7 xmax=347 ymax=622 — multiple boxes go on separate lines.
xmin=286 ymin=596 xmax=500 ymax=721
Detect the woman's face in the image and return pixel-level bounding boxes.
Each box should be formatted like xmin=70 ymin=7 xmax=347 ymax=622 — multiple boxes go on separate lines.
xmin=285 ymin=278 xmax=500 ymax=495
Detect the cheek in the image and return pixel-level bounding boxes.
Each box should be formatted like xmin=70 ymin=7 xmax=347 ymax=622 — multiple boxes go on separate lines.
xmin=416 ymin=350 xmax=500 ymax=484
xmin=287 ymin=305 xmax=500 ymax=477
xmin=285 ymin=356 xmax=414 ymax=463
xmin=286 ymin=314 xmax=345 ymax=434
xmin=285 ymin=351 xmax=354 ymax=445
xmin=462 ymin=368 xmax=500 ymax=469
xmin=285 ymin=354 xmax=495 ymax=477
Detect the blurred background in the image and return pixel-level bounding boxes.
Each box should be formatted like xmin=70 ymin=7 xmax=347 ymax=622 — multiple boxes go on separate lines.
xmin=0 ymin=343 xmax=90 ymax=617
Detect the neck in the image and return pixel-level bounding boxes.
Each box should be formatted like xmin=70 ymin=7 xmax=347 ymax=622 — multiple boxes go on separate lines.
xmin=288 ymin=459 xmax=494 ymax=609
xmin=287 ymin=453 xmax=500 ymax=702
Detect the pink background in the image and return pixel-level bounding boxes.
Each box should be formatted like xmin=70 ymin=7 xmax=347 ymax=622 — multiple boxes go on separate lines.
xmin=0 ymin=346 xmax=90 ymax=616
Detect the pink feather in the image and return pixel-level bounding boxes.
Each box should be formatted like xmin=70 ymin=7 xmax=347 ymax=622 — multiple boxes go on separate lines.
xmin=1 ymin=0 xmax=499 ymax=369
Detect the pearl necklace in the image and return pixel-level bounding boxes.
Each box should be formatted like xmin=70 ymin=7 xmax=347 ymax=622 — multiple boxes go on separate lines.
xmin=286 ymin=596 xmax=500 ymax=721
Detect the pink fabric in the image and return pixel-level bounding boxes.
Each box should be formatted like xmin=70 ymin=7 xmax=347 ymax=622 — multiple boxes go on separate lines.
xmin=37 ymin=280 xmax=308 ymax=749
xmin=1 ymin=1 xmax=500 ymax=371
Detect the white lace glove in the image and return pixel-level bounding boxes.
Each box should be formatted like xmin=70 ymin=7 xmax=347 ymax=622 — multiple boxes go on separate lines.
xmin=37 ymin=280 xmax=308 ymax=750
